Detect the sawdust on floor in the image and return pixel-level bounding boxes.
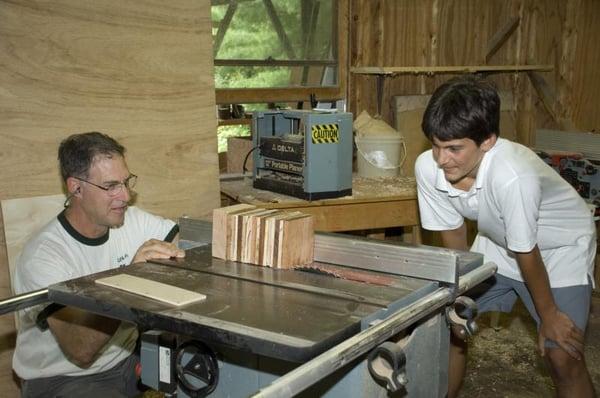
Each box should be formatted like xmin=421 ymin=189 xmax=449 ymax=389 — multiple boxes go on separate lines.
xmin=461 ymin=293 xmax=600 ymax=397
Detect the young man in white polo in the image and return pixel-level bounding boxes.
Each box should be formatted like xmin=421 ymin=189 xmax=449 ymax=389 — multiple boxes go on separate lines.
xmin=415 ymin=75 xmax=596 ymax=398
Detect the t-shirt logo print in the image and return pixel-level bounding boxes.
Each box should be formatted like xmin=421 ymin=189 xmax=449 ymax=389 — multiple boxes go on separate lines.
xmin=116 ymin=253 xmax=129 ymax=267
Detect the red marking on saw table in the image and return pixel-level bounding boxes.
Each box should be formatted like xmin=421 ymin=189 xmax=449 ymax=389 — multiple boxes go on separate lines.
xmin=297 ymin=264 xmax=395 ymax=286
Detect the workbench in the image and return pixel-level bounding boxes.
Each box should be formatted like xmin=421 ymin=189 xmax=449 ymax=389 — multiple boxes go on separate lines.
xmin=220 ymin=175 xmax=421 ymax=243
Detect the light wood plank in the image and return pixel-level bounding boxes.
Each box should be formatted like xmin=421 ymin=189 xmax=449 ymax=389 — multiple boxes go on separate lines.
xmin=351 ymin=64 xmax=553 ymax=75
xmin=96 ymin=274 xmax=206 ymax=306
xmin=241 ymin=209 xmax=278 ymax=264
xmin=254 ymin=210 xmax=282 ymax=265
xmin=274 ymin=214 xmax=314 ymax=269
xmin=228 ymin=208 xmax=267 ymax=262
xmin=263 ymin=212 xmax=297 ymax=267
xmin=216 ymin=86 xmax=344 ymax=105
xmin=212 ymin=204 xmax=255 ymax=260
xmin=485 ymin=17 xmax=521 ymax=63
xmin=1 ymin=195 xmax=66 ymax=291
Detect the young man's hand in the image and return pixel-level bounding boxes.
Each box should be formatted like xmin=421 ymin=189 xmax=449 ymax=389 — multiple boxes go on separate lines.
xmin=132 ymin=239 xmax=185 ymax=264
xmin=538 ymin=308 xmax=585 ymax=360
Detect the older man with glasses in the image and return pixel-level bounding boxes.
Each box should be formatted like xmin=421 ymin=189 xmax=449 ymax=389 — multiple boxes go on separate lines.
xmin=12 ymin=132 xmax=185 ymax=398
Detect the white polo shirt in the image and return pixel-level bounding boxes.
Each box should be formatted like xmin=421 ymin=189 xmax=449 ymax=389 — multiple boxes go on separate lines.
xmin=415 ymin=138 xmax=596 ymax=288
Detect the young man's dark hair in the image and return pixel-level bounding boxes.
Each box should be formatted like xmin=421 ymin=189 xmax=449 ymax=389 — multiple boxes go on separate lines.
xmin=421 ymin=75 xmax=501 ymax=145
xmin=58 ymin=132 xmax=125 ymax=181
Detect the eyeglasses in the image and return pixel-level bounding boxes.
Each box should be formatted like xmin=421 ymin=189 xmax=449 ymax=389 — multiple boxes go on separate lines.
xmin=73 ymin=174 xmax=137 ymax=197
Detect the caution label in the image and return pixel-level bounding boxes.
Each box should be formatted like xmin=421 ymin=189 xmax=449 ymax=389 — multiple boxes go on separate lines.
xmin=311 ymin=124 xmax=339 ymax=144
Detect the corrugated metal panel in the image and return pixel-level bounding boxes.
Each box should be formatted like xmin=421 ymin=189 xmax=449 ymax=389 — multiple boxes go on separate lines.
xmin=535 ymin=129 xmax=600 ymax=160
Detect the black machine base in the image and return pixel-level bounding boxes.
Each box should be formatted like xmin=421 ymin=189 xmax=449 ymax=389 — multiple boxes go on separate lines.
xmin=253 ymin=177 xmax=352 ymax=201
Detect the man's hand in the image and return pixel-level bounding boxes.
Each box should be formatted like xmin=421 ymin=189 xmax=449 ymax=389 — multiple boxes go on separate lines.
xmin=538 ymin=308 xmax=585 ymax=360
xmin=515 ymin=247 xmax=585 ymax=360
xmin=132 ymin=239 xmax=185 ymax=264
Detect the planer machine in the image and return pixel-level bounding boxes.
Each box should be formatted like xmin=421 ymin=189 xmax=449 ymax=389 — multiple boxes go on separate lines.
xmin=252 ymin=110 xmax=353 ymax=200
xmin=1 ymin=218 xmax=496 ymax=397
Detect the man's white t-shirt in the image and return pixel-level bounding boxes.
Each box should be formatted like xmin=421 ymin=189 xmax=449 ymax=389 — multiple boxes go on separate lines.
xmin=415 ymin=138 xmax=596 ymax=288
xmin=12 ymin=206 xmax=175 ymax=380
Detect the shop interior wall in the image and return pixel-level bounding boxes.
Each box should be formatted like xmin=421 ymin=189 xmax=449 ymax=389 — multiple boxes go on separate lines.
xmin=0 ymin=1 xmax=220 ymax=395
xmin=349 ymin=0 xmax=600 ymax=148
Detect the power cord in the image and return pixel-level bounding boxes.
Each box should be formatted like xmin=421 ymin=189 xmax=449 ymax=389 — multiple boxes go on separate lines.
xmin=242 ymin=144 xmax=263 ymax=175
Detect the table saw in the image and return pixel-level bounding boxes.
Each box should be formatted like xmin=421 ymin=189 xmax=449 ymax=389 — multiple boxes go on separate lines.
xmin=3 ymin=219 xmax=496 ymax=397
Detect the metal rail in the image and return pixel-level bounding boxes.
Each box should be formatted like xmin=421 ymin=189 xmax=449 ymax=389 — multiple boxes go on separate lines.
xmin=253 ymin=262 xmax=497 ymax=398
xmin=314 ymin=233 xmax=463 ymax=284
xmin=0 ymin=288 xmax=48 ymax=315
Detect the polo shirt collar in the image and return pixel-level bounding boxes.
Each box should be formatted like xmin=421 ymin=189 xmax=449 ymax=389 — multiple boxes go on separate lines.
xmin=433 ymin=139 xmax=499 ymax=196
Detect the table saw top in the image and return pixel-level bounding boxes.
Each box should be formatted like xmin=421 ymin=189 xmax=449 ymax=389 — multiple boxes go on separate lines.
xmin=48 ymin=244 xmax=436 ymax=362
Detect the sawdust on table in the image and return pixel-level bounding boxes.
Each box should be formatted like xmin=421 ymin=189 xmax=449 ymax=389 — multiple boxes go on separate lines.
xmin=351 ymin=176 xmax=416 ymax=198
xmin=221 ymin=175 xmax=417 ymax=205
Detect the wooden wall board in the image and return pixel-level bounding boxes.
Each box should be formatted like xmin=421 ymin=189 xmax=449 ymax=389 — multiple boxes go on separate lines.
xmin=1 ymin=195 xmax=66 ymax=292
xmin=0 ymin=2 xmax=220 ymax=395
xmin=571 ymin=0 xmax=600 ymax=132
xmin=349 ymin=0 xmax=600 ymax=148
xmin=96 ymin=274 xmax=207 ymax=306
xmin=227 ymin=136 xmax=254 ymax=173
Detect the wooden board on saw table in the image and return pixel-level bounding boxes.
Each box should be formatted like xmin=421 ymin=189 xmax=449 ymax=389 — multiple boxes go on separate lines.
xmin=95 ymin=274 xmax=206 ymax=306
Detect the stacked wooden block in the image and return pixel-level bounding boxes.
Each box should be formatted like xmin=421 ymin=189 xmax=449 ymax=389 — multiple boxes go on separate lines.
xmin=212 ymin=204 xmax=314 ymax=269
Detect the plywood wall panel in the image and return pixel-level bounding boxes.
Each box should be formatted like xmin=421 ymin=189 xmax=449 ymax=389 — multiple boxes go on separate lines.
xmin=350 ymin=0 xmax=384 ymax=117
xmin=381 ymin=0 xmax=433 ymax=66
xmin=0 ymin=0 xmax=220 ymax=216
xmin=0 ymin=1 xmax=220 ymax=395
xmin=571 ymin=0 xmax=600 ymax=132
xmin=382 ymin=1 xmax=437 ymax=101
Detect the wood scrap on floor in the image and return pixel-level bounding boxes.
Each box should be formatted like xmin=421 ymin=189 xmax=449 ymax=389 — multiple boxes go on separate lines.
xmin=212 ymin=204 xmax=314 ymax=269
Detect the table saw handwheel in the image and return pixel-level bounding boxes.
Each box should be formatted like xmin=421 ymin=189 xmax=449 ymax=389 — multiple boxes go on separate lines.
xmin=446 ymin=296 xmax=478 ymax=340
xmin=175 ymin=341 xmax=219 ymax=397
xmin=367 ymin=341 xmax=408 ymax=392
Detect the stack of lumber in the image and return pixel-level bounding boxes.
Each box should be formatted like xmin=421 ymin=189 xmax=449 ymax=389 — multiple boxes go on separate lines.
xmin=212 ymin=204 xmax=314 ymax=269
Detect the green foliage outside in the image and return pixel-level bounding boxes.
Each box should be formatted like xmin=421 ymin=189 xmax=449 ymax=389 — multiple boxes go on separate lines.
xmin=212 ymin=0 xmax=334 ymax=89
xmin=212 ymin=0 xmax=336 ymax=152
xmin=217 ymin=103 xmax=272 ymax=153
